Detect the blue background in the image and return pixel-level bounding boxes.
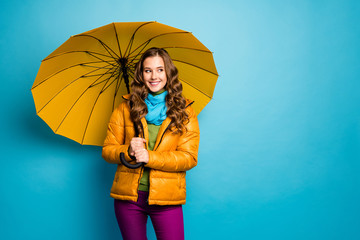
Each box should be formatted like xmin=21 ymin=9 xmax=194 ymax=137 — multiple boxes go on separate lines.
xmin=1 ymin=0 xmax=359 ymax=239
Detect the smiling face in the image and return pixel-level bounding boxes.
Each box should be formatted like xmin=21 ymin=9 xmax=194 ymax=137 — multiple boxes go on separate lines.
xmin=143 ymin=55 xmax=167 ymax=93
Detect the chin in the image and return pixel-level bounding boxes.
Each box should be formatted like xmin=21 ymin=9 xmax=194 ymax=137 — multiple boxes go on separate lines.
xmin=149 ymin=87 xmax=161 ymax=92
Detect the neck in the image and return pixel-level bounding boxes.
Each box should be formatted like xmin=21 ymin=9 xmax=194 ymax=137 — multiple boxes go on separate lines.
xmin=150 ymin=88 xmax=166 ymax=96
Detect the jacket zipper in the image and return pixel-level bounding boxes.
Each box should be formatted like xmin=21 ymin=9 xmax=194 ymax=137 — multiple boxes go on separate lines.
xmin=142 ymin=101 xmax=193 ymax=204
xmin=140 ymin=120 xmax=152 ymax=204
xmin=136 ymin=120 xmax=146 ymax=202
xmin=154 ymin=124 xmax=171 ymax=151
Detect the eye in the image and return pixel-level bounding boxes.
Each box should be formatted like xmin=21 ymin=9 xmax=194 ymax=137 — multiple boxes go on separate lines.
xmin=158 ymin=68 xmax=164 ymax=72
xmin=144 ymin=69 xmax=151 ymax=73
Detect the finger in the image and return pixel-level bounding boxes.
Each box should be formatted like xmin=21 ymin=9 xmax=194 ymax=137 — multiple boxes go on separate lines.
xmin=135 ymin=149 xmax=148 ymax=163
xmin=131 ymin=138 xmax=144 ymax=150
xmin=135 ymin=140 xmax=146 ymax=149
xmin=131 ymin=137 xmax=143 ymax=143
xmin=134 ymin=149 xmax=146 ymax=158
xmin=135 ymin=155 xmax=145 ymax=163
xmin=133 ymin=138 xmax=145 ymax=145
xmin=133 ymin=145 xmax=144 ymax=152
xmin=135 ymin=153 xmax=144 ymax=163
xmin=135 ymin=149 xmax=146 ymax=155
xmin=136 ymin=148 xmax=147 ymax=152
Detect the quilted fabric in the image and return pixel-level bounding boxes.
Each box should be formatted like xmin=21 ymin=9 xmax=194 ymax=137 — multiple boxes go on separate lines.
xmin=102 ymin=95 xmax=200 ymax=205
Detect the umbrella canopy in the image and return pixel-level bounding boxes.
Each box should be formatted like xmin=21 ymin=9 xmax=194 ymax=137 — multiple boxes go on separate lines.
xmin=31 ymin=21 xmax=218 ymax=146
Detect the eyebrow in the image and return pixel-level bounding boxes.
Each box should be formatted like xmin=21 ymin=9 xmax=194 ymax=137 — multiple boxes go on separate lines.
xmin=144 ymin=66 xmax=164 ymax=69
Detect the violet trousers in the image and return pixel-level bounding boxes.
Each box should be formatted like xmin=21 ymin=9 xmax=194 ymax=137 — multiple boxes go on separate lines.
xmin=114 ymin=191 xmax=184 ymax=240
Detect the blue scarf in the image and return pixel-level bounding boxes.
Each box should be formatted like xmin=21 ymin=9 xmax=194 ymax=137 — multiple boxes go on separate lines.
xmin=145 ymin=91 xmax=168 ymax=125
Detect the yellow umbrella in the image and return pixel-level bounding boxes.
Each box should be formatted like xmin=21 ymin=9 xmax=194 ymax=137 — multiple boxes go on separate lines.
xmin=31 ymin=21 xmax=218 ymax=146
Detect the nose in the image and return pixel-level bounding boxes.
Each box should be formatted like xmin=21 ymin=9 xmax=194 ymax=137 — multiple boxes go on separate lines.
xmin=151 ymin=70 xmax=157 ymax=79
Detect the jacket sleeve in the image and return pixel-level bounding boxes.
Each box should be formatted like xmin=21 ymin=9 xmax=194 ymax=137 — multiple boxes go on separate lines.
xmin=102 ymin=103 xmax=133 ymax=164
xmin=145 ymin=107 xmax=200 ymax=172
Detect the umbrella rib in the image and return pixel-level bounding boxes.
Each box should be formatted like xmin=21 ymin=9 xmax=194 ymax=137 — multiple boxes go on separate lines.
xmin=42 ymin=50 xmax=115 ymax=62
xmin=179 ymin=77 xmax=213 ymax=99
xmin=127 ymin=41 xmax=151 ymax=66
xmin=73 ymin=34 xmax=120 ymax=60
xmin=32 ymin=60 xmax=116 ymax=90
xmin=44 ymin=51 xmax=117 ymax=70
xmin=111 ymin=70 xmax=126 ymax=111
xmin=112 ymin=23 xmax=123 ymax=58
xmin=126 ymin=72 xmax=135 ymax=91
xmin=128 ymin=31 xmax=189 ymax=58
xmin=80 ymin=64 xmax=113 ymax=70
xmin=81 ymin=69 xmax=118 ymax=78
xmin=80 ymin=53 xmax=118 ymax=70
xmin=123 ymin=21 xmax=154 ymax=58
xmin=36 ymin=67 xmax=107 ymax=114
xmin=54 ymin=67 xmax=116 ymax=134
xmin=162 ymin=46 xmax=212 ymax=53
xmin=127 ymin=71 xmax=135 ymax=83
xmin=126 ymin=55 xmax=140 ymax=67
xmin=99 ymin=71 xmax=120 ymax=93
xmin=127 ymin=32 xmax=191 ymax=67
xmin=80 ymin=68 xmax=119 ymax=144
xmin=85 ymin=51 xmax=118 ymax=66
xmin=171 ymin=59 xmax=219 ymax=76
xmin=126 ymin=45 xmax=214 ymax=67
xmin=114 ymin=68 xmax=127 ymax=96
xmin=111 ymin=70 xmax=133 ymax=111
xmin=112 ymin=73 xmax=122 ymax=111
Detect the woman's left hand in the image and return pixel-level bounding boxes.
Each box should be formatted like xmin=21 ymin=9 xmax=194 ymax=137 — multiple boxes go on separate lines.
xmin=134 ymin=148 xmax=149 ymax=164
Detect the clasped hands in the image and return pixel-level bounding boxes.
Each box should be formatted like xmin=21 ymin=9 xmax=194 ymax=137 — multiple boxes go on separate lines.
xmin=129 ymin=137 xmax=149 ymax=164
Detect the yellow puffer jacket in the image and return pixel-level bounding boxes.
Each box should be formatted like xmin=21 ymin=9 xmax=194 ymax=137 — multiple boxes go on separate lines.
xmin=102 ymin=95 xmax=200 ymax=205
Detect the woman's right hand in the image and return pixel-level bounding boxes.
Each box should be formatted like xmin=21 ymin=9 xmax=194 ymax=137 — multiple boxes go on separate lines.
xmin=129 ymin=137 xmax=147 ymax=156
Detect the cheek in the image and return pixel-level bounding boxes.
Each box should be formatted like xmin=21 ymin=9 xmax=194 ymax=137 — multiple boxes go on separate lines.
xmin=162 ymin=73 xmax=168 ymax=82
xmin=162 ymin=78 xmax=167 ymax=87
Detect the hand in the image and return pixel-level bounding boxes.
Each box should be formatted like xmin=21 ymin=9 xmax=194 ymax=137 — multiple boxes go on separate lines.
xmin=134 ymin=148 xmax=149 ymax=164
xmin=129 ymin=137 xmax=146 ymax=156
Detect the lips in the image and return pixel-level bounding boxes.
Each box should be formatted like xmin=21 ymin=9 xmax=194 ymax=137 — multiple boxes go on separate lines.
xmin=149 ymin=81 xmax=160 ymax=86
xmin=145 ymin=77 xmax=166 ymax=92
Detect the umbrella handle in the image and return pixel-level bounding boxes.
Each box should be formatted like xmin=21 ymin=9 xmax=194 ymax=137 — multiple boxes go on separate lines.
xmin=120 ymin=152 xmax=144 ymax=169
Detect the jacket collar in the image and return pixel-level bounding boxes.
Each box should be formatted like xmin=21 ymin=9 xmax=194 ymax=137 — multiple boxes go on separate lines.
xmin=122 ymin=94 xmax=131 ymax=100
xmin=122 ymin=94 xmax=194 ymax=107
xmin=123 ymin=94 xmax=193 ymax=150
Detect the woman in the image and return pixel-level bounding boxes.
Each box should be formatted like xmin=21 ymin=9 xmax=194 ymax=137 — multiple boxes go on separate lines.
xmin=102 ymin=47 xmax=200 ymax=240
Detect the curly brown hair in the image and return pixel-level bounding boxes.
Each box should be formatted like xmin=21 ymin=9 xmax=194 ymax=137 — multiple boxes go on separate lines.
xmin=129 ymin=47 xmax=188 ymax=136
